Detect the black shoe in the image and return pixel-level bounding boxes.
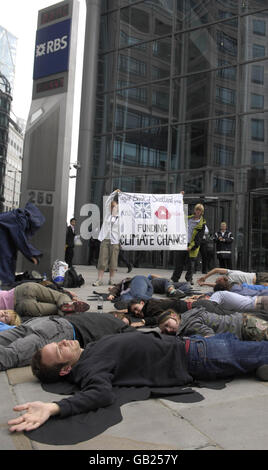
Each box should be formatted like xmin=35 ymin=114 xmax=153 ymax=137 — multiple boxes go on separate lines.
xmin=127 ymin=264 xmax=133 ymax=273
xmin=256 ymin=365 xmax=268 ymax=381
xmin=167 ymin=289 xmax=186 ymax=299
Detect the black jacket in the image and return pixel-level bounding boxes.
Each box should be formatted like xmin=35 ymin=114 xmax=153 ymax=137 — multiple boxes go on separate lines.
xmin=57 ymin=331 xmax=192 ymax=418
xmin=142 ymin=298 xmax=188 ymax=326
xmin=66 ymin=312 xmax=135 ymax=347
xmin=213 ymin=230 xmax=234 ymax=259
xmin=66 ymin=225 xmax=76 ymax=248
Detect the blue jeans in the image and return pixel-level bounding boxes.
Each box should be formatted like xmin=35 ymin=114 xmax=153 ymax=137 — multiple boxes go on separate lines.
xmin=187 ymin=333 xmax=268 ymax=380
xmin=120 ymin=275 xmax=153 ymax=301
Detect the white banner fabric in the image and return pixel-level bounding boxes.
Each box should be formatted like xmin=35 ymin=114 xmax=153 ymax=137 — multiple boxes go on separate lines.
xmin=119 ymin=192 xmax=187 ymax=251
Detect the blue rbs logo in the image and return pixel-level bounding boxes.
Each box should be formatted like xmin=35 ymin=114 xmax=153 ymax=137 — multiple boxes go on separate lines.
xmin=33 ymin=18 xmax=71 ymax=80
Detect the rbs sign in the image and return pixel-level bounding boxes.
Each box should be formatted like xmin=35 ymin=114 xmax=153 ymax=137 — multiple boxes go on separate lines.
xmin=33 ymin=19 xmax=71 ymax=80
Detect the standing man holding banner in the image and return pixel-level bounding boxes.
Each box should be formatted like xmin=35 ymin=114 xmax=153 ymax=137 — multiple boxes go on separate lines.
xmin=171 ymin=203 xmax=206 ymax=285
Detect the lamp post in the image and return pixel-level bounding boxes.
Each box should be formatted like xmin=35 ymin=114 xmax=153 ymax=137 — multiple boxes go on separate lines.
xmin=7 ymin=169 xmax=22 ymax=209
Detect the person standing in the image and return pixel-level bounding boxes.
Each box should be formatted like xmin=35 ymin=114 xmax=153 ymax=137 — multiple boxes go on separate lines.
xmin=65 ymin=218 xmax=76 ymax=268
xmin=93 ymin=193 xmax=120 ymax=286
xmin=214 ymin=222 xmax=234 ymax=269
xmin=171 ymin=203 xmax=206 ymax=285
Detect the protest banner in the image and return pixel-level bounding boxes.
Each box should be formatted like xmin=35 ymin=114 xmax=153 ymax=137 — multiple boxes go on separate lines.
xmin=119 ymin=192 xmax=187 ymax=251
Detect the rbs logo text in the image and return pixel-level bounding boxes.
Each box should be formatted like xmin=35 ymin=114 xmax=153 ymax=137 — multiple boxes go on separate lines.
xmin=36 ymin=35 xmax=68 ymax=57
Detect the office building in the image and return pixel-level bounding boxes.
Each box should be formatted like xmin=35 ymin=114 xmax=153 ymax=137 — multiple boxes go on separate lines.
xmin=75 ymin=1 xmax=268 ymax=270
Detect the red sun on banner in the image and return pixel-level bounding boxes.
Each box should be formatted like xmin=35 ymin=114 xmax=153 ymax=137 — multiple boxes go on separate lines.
xmin=155 ymin=206 xmax=171 ymax=219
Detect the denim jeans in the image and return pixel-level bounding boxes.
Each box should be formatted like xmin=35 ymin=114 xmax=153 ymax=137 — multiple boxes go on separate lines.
xmin=187 ymin=332 xmax=268 ymax=380
xmin=120 ymin=275 xmax=153 ymax=301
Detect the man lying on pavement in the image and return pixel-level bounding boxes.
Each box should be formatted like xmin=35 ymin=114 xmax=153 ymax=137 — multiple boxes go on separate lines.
xmin=8 ymin=330 xmax=268 ymax=433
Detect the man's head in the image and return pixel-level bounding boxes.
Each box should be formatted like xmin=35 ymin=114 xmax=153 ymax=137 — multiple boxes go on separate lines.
xmin=158 ymin=310 xmax=180 ymax=335
xmin=31 ymin=339 xmax=83 ymax=383
xmin=128 ymin=299 xmax=145 ymax=317
xmin=70 ymin=218 xmax=76 ymax=227
xmin=220 ymin=222 xmax=227 ymax=232
xmin=214 ymin=276 xmax=231 ymax=291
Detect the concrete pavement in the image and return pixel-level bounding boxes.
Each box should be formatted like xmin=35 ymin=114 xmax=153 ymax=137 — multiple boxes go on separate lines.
xmin=1 ymin=264 xmax=268 ymax=450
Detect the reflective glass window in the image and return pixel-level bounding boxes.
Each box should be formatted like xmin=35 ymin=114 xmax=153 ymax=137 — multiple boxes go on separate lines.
xmin=213 ymin=172 xmax=234 ymax=193
xmin=171 ymin=122 xmax=211 ymax=170
xmin=172 ymin=67 xmax=237 ymax=123
xmin=238 ymin=113 xmax=268 ymax=167
xmin=253 ymin=19 xmax=266 ymax=36
xmin=115 ymin=80 xmax=169 ymax=132
xmin=252 ymin=43 xmax=266 ymax=58
xmin=174 ymin=20 xmax=238 ymax=76
xmin=241 ymin=12 xmax=268 ymax=60
xmin=112 ymin=127 xmax=168 ymax=175
xmin=92 ymin=136 xmax=112 ymax=178
xmin=97 ymin=52 xmax=117 ymax=93
xmin=251 ymin=118 xmax=264 ymax=141
xmin=99 ymin=11 xmax=119 ymax=51
xmin=251 ymin=64 xmax=264 ymax=84
xmin=95 ymin=93 xmax=114 ymax=134
xmin=168 ymin=171 xmax=205 ymax=194
xmin=251 ymin=93 xmax=264 ymax=109
xmin=175 ymin=0 xmax=238 ymax=31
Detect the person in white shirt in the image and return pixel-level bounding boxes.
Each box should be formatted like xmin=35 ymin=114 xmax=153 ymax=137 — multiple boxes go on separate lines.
xmin=197 ymin=268 xmax=268 ymax=288
xmin=93 ymin=194 xmax=120 ymax=287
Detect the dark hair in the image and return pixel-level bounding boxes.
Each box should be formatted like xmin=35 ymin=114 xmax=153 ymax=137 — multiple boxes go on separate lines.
xmin=128 ymin=298 xmax=144 ymax=313
xmin=70 ymin=217 xmax=76 ymax=223
xmin=31 ymin=349 xmax=68 ymax=384
xmin=214 ymin=277 xmax=232 ymax=292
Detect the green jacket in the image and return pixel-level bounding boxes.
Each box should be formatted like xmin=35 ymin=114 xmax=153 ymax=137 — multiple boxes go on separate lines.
xmin=188 ymin=215 xmax=206 ymax=258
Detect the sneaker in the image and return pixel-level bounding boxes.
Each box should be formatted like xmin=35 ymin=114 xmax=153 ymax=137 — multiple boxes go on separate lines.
xmin=172 ymin=289 xmax=186 ymax=299
xmin=256 ymin=364 xmax=268 ymax=381
xmin=92 ymin=280 xmax=103 ymax=286
xmin=108 ymin=279 xmax=116 ymax=286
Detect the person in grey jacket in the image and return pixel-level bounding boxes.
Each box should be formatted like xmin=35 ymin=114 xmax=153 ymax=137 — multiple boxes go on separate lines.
xmin=158 ymin=307 xmax=268 ymax=341
xmin=0 ymin=312 xmax=135 ymax=371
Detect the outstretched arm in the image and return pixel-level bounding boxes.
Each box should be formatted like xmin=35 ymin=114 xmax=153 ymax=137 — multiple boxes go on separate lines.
xmin=197 ymin=268 xmax=227 ymax=286
xmin=8 ymin=401 xmax=60 ymax=432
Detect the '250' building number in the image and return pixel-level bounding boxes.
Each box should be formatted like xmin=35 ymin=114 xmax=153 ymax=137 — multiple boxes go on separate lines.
xmin=28 ymin=190 xmax=54 ymax=206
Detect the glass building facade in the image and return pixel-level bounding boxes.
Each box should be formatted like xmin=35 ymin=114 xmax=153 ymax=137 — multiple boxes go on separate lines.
xmin=0 ymin=26 xmax=17 ymax=91
xmin=0 ymin=73 xmax=12 ymax=211
xmin=80 ymin=0 xmax=268 ymax=271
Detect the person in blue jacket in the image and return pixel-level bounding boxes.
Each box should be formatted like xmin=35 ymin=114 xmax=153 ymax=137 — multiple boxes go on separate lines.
xmin=0 ymin=202 xmax=45 ymax=285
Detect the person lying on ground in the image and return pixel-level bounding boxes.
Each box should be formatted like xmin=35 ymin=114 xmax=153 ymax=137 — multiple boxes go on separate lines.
xmin=0 ymin=282 xmax=89 ymax=318
xmin=0 ymin=310 xmax=21 ymax=331
xmin=107 ymin=275 xmax=153 ymax=302
xmin=241 ymin=283 xmax=268 ymax=291
xmin=107 ymin=275 xmax=188 ymax=302
xmin=8 ymin=330 xmax=268 ymax=433
xmin=207 ymin=289 xmax=268 ymax=313
xmin=211 ymin=276 xmax=268 ymax=297
xmin=0 ymin=312 xmax=136 ymax=371
xmin=127 ymin=297 xmax=189 ymax=327
xmin=197 ymin=268 xmax=268 ymax=288
xmin=158 ymin=308 xmax=268 ymax=341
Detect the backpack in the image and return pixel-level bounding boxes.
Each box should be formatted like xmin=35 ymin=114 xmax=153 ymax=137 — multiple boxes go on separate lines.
xmin=63 ymin=266 xmax=85 ymax=288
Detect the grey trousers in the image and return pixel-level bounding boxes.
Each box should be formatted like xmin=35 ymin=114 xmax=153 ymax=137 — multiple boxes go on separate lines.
xmin=14 ymin=283 xmax=71 ymax=317
xmin=0 ymin=316 xmax=74 ymax=370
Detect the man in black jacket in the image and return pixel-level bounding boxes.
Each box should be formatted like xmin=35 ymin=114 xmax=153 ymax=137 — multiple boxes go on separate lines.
xmin=8 ymin=331 xmax=268 ymax=432
xmin=65 ymin=218 xmax=76 ymax=267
